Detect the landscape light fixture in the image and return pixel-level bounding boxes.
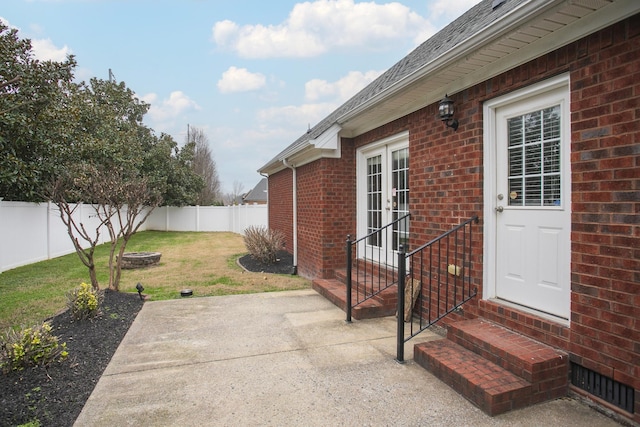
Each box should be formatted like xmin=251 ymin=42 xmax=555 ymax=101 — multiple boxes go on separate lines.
xmin=438 ymin=94 xmax=459 ymax=131
xmin=136 ymin=282 xmax=144 ymax=300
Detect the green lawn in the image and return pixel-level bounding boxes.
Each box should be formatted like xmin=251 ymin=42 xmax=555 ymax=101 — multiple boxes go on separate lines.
xmin=0 ymin=231 xmax=309 ymax=330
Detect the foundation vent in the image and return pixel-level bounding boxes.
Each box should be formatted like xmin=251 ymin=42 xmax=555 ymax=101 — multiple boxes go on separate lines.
xmin=571 ymin=362 xmax=635 ymax=414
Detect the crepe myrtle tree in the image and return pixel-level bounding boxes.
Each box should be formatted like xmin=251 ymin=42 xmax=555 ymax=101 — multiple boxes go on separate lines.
xmin=47 ymin=79 xmax=202 ymax=291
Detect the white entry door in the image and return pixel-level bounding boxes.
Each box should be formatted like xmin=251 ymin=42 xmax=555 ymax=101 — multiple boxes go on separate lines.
xmin=488 ymin=77 xmax=571 ymax=320
xmin=357 ymin=133 xmax=409 ymax=264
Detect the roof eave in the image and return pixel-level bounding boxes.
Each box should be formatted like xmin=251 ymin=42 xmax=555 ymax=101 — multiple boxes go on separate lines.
xmin=337 ymin=0 xmax=563 ymax=126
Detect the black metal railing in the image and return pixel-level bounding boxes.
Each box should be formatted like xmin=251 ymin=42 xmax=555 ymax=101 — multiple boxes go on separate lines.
xmin=345 ymin=213 xmax=410 ymax=322
xmin=396 ymin=216 xmax=479 ymax=362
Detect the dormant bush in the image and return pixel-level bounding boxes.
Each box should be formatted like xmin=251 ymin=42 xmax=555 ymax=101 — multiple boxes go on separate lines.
xmin=243 ymin=226 xmax=285 ymax=265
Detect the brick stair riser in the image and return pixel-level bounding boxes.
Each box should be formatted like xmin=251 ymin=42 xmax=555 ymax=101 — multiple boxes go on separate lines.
xmin=448 ymin=321 xmax=568 ymax=385
xmin=414 ymin=341 xmax=533 ymax=416
xmin=415 ymin=319 xmax=570 ymax=416
xmin=335 ymin=270 xmax=398 ymax=297
xmin=330 ymin=270 xmax=399 ymax=310
xmin=312 ymin=279 xmax=397 ymax=320
xmin=337 ymin=264 xmax=398 ymax=282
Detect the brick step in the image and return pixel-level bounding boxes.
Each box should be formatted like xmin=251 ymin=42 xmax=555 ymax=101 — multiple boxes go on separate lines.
xmin=414 ymin=339 xmax=533 ymax=416
xmin=447 ymin=319 xmax=568 ymax=389
xmin=334 ymin=268 xmax=398 ymax=303
xmin=414 ymin=319 xmax=569 ymax=416
xmin=334 ymin=267 xmax=399 ymax=289
xmin=312 ymin=278 xmax=397 ymax=320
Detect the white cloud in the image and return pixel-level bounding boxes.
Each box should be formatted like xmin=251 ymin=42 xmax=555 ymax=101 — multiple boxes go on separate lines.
xmin=0 ymin=17 xmax=72 ymax=62
xmin=212 ymin=0 xmax=427 ymax=58
xmin=217 ymin=66 xmax=266 ymax=94
xmin=258 ymin=102 xmax=336 ymax=131
xmin=305 ymin=70 xmax=382 ymax=103
xmin=141 ymin=91 xmax=200 ymax=124
xmin=30 ymin=38 xmax=72 ymax=61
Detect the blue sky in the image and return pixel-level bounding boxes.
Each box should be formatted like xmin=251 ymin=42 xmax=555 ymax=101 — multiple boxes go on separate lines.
xmin=1 ymin=0 xmax=480 ymax=195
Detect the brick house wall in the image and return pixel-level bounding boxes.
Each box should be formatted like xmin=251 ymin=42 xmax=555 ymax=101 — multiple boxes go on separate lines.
xmin=296 ymin=142 xmax=356 ymax=279
xmin=268 ymin=13 xmax=639 ymax=422
xmin=269 ymin=140 xmax=357 ymax=279
xmin=267 ymin=169 xmax=294 ymax=254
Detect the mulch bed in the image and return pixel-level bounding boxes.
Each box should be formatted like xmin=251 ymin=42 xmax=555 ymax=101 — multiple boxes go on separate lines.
xmin=0 ymin=252 xmax=295 ymax=426
xmin=238 ymin=250 xmax=296 ymax=275
xmin=0 ymin=290 xmax=144 ymax=427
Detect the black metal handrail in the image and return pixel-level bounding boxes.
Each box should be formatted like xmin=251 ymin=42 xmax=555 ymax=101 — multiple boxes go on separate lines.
xmin=345 ymin=213 xmax=410 ymax=322
xmin=396 ymin=216 xmax=479 ymax=362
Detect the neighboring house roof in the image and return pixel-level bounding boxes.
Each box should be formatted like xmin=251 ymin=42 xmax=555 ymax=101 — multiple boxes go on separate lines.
xmin=259 ymin=0 xmax=638 ymax=175
xmin=242 ymin=178 xmax=268 ymax=204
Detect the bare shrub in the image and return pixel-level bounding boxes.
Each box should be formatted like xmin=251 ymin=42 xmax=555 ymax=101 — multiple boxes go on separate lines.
xmin=243 ymin=226 xmax=285 ymax=264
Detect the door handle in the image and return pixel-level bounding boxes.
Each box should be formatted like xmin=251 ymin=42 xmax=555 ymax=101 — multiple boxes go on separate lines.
xmin=495 ymin=206 xmax=504 ymax=213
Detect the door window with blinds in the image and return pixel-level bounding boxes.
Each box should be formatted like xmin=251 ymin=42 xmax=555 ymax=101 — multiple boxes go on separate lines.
xmin=507 ymin=105 xmax=561 ymax=207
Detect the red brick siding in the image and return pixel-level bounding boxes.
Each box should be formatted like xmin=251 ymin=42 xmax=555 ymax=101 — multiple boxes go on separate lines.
xmin=567 ymin=16 xmax=640 ymax=409
xmin=295 ymin=139 xmax=356 ymax=279
xmin=267 ymin=169 xmax=294 ymax=254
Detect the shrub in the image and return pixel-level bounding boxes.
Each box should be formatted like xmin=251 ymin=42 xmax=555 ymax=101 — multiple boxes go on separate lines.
xmin=66 ymin=282 xmax=104 ymax=320
xmin=0 ymin=323 xmax=68 ymax=373
xmin=243 ymin=226 xmax=285 ymax=265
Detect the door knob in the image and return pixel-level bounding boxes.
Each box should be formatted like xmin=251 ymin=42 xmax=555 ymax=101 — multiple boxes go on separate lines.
xmin=495 ymin=206 xmax=504 ymax=213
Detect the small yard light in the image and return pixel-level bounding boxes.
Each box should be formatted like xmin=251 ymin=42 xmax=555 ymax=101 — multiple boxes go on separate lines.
xmin=136 ymin=282 xmax=144 ymax=300
xmin=438 ymin=94 xmax=459 ymax=131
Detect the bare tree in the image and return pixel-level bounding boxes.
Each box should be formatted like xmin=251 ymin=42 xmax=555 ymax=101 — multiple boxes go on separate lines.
xmin=50 ymin=165 xmax=161 ymax=291
xmin=187 ymin=126 xmax=221 ymax=205
xmin=89 ymin=168 xmax=161 ymax=291
xmin=49 ymin=171 xmax=107 ymax=289
xmin=224 ymin=180 xmax=245 ymax=205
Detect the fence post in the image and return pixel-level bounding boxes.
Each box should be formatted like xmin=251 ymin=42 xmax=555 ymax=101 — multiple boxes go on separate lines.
xmin=396 ymin=244 xmax=406 ymax=363
xmin=346 ymin=235 xmax=352 ymax=323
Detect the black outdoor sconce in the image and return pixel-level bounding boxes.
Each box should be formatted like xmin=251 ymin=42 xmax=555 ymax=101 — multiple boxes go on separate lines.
xmin=438 ymin=94 xmax=459 ymax=131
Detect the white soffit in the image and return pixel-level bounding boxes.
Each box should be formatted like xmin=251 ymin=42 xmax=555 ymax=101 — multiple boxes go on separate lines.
xmin=338 ymin=0 xmax=637 ymax=137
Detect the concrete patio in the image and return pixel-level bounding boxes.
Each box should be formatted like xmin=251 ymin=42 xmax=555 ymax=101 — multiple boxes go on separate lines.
xmin=75 ymin=289 xmax=620 ymax=426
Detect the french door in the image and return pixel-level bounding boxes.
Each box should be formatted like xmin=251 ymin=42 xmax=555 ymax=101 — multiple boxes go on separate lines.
xmin=357 ymin=133 xmax=409 ymax=264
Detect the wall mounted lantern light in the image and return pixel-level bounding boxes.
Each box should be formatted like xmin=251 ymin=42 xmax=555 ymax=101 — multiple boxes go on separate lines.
xmin=438 ymin=94 xmax=459 ymax=131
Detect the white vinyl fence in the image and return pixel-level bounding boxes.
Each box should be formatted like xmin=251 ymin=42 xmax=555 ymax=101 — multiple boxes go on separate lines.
xmin=0 ymin=201 xmax=267 ymax=273
xmin=145 ymin=205 xmax=267 ymax=234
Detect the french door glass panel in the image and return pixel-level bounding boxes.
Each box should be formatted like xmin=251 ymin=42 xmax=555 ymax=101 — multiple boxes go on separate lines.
xmin=392 ymin=147 xmax=409 ymax=251
xmin=364 ymin=145 xmax=409 ymax=257
xmin=367 ymin=155 xmax=382 ymax=246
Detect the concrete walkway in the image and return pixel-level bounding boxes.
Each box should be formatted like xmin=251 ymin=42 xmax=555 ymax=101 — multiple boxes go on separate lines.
xmin=75 ymin=290 xmax=619 ymax=426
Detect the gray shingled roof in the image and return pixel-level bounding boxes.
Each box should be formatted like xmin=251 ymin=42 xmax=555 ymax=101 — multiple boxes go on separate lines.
xmin=260 ymin=0 xmax=528 ymax=170
xmin=243 ymin=178 xmax=268 ymax=203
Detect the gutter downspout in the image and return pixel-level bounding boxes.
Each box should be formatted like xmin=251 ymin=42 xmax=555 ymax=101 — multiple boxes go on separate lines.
xmin=282 ymin=159 xmax=298 ymax=275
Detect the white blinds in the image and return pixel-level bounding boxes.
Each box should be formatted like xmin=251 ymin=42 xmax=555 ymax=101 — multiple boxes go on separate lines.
xmin=507 ymin=105 xmax=561 ymax=207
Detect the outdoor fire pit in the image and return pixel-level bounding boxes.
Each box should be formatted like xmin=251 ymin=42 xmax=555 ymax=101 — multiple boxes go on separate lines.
xmin=119 ymin=252 xmax=162 ymax=269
